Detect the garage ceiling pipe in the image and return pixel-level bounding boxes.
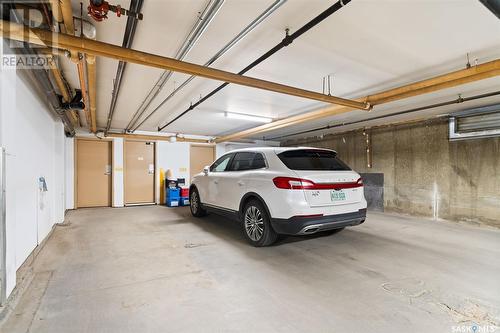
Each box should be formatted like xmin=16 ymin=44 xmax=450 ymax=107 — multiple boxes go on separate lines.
xmin=104 ymin=0 xmax=143 ymax=136
xmin=107 ymin=133 xmax=210 ymax=144
xmin=4 ymin=3 xmax=75 ymax=136
xmin=214 ymin=60 xmax=500 ymax=142
xmin=0 ymin=20 xmax=368 ymax=110
xmin=41 ymin=2 xmax=79 ymax=126
xmin=48 ymin=57 xmax=79 ymax=126
xmin=59 ymin=0 xmax=73 ymax=34
xmin=76 ymin=59 xmax=91 ymax=128
xmin=75 ymin=17 xmax=98 ymax=133
xmin=124 ymin=0 xmax=225 ymax=132
xmin=49 ymin=0 xmax=63 ymax=24
xmin=30 ymin=57 xmax=76 ymax=136
xmin=86 ymin=55 xmax=97 ymax=132
xmin=130 ymin=0 xmax=287 ymax=132
xmin=60 ymin=0 xmax=96 ymax=131
xmin=39 ymin=4 xmax=79 ymax=126
xmin=157 ymin=0 xmax=353 ymax=132
xmin=60 ymin=0 xmax=79 ymax=65
xmin=78 ymin=57 xmax=95 ymax=132
xmin=268 ymin=90 xmax=500 ymax=141
xmin=20 ymin=48 xmax=76 ymax=135
xmin=48 ymin=58 xmax=70 ymax=101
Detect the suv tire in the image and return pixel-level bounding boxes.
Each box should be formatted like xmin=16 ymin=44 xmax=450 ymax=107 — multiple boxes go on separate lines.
xmin=242 ymin=199 xmax=278 ymax=247
xmin=190 ymin=188 xmax=207 ymax=217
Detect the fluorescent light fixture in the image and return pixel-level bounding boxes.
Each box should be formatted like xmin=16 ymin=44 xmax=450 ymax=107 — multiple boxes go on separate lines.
xmin=224 ymin=112 xmax=272 ymax=123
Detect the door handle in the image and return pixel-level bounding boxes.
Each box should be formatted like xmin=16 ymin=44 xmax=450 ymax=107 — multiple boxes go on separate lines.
xmin=214 ymin=180 xmax=219 ymax=184
xmin=237 ymin=181 xmax=244 ymax=186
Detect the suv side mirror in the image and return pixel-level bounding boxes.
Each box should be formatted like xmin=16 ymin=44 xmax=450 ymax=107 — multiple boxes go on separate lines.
xmin=203 ymin=166 xmax=209 ymax=175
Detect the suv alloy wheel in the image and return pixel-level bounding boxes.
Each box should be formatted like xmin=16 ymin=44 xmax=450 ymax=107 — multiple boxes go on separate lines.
xmin=242 ymin=200 xmax=277 ymax=247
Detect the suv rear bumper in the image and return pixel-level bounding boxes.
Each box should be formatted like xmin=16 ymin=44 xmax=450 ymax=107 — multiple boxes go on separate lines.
xmin=270 ymin=208 xmax=367 ymax=235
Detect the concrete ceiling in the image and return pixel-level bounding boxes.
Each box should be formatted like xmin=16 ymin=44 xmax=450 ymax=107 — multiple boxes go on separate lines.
xmin=61 ymin=0 xmax=500 ymax=140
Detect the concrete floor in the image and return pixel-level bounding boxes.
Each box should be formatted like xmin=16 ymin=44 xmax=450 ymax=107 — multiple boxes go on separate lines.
xmin=2 ymin=206 xmax=499 ymax=333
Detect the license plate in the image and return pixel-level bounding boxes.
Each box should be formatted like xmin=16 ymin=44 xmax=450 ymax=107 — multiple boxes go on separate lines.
xmin=330 ymin=190 xmax=346 ymax=202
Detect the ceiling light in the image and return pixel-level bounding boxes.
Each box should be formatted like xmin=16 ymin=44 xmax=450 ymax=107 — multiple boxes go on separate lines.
xmin=224 ymin=112 xmax=272 ymax=123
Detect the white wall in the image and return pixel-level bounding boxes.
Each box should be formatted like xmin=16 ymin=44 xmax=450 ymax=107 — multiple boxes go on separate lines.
xmin=64 ymin=137 xmax=74 ymax=210
xmin=157 ymin=141 xmax=191 ymax=183
xmin=112 ymin=138 xmax=124 ymax=207
xmin=0 ymin=68 xmax=66 ymax=298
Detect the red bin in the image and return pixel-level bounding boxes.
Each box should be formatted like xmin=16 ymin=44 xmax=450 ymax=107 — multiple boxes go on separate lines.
xmin=180 ymin=187 xmax=189 ymax=197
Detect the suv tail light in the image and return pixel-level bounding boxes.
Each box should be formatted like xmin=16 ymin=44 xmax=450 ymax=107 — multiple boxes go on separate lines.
xmin=273 ymin=177 xmax=315 ymax=190
xmin=273 ymin=177 xmax=363 ymax=190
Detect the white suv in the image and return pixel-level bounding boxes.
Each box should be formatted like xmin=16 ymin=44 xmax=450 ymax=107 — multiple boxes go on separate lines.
xmin=190 ymin=147 xmax=367 ymax=246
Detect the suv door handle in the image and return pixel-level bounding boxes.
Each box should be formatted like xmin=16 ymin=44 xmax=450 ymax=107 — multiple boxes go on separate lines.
xmin=237 ymin=181 xmax=244 ymax=186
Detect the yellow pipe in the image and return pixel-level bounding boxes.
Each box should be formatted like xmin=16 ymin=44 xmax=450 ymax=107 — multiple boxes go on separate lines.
xmin=86 ymin=55 xmax=97 ymax=133
xmin=48 ymin=56 xmax=79 ymax=126
xmin=77 ymin=60 xmax=91 ymax=128
xmin=49 ymin=0 xmax=63 ymax=23
xmin=215 ymin=63 xmax=500 ymax=142
xmin=0 ymin=20 xmax=369 ymax=111
xmin=59 ymin=0 xmax=74 ymax=34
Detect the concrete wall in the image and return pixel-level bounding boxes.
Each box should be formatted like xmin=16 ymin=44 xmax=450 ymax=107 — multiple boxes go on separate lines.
xmin=283 ymin=118 xmax=500 ymax=227
xmin=0 ymin=68 xmax=66 ymax=298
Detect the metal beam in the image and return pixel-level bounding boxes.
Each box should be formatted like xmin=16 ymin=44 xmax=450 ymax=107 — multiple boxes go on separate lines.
xmin=0 ymin=20 xmax=369 ymax=111
xmin=106 ymin=133 xmax=210 ymax=144
xmin=215 ymin=59 xmax=500 ymax=142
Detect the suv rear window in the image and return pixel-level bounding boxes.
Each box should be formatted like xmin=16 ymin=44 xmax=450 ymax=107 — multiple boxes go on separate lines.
xmin=277 ymin=149 xmax=351 ymax=171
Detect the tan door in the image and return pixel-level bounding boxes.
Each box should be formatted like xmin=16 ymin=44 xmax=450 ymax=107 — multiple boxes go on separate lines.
xmin=190 ymin=145 xmax=215 ymax=180
xmin=76 ymin=139 xmax=112 ymax=208
xmin=125 ymin=141 xmax=155 ymax=204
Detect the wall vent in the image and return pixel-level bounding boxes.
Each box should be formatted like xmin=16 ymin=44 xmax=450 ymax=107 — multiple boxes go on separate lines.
xmin=449 ymin=104 xmax=500 ymax=141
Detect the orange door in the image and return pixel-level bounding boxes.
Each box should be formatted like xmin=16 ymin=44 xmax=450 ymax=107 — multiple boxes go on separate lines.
xmin=76 ymin=139 xmax=112 ymax=208
xmin=125 ymin=141 xmax=155 ymax=204
xmin=190 ymin=145 xmax=215 ymax=180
